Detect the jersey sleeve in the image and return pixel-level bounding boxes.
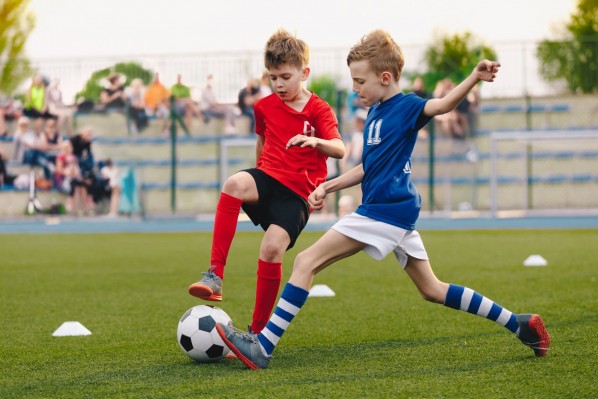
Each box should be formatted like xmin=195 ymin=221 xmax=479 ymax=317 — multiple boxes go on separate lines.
xmin=405 ymin=94 xmax=432 ymax=131
xmin=313 ymin=99 xmax=341 ymax=140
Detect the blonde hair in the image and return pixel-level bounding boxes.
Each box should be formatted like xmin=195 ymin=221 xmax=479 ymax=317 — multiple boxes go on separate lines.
xmin=347 ymin=29 xmax=405 ymax=81
xmin=264 ymin=28 xmax=309 ymax=70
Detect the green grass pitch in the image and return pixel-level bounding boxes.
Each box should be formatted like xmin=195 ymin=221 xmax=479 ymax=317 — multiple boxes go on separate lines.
xmin=1 ymin=229 xmax=596 ymax=398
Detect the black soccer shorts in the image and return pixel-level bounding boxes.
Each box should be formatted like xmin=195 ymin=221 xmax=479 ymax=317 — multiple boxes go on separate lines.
xmin=241 ymin=168 xmax=310 ymax=250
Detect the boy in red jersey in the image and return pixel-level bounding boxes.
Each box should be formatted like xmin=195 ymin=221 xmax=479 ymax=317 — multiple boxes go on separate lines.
xmin=188 ymin=28 xmax=345 ymax=335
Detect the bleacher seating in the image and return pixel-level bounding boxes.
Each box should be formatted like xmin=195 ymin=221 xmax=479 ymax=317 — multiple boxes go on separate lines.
xmin=2 ymin=94 xmax=598 ymax=216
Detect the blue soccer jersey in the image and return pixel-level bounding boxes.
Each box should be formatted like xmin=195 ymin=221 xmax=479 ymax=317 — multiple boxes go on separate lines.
xmin=355 ymin=93 xmax=431 ymax=230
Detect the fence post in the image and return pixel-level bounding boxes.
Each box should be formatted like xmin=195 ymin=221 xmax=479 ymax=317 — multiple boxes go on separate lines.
xmin=169 ymin=96 xmax=177 ymax=214
xmin=525 ymin=94 xmax=533 ymax=210
xmin=333 ymin=89 xmax=346 ymax=216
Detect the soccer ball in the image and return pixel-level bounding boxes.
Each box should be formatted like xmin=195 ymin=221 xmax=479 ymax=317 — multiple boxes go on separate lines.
xmin=177 ymin=305 xmax=233 ymax=363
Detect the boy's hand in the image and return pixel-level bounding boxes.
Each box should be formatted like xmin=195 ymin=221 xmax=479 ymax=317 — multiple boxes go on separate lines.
xmin=308 ymin=184 xmax=327 ymax=210
xmin=286 ymin=134 xmax=319 ymax=150
xmin=475 ymin=60 xmax=500 ymax=82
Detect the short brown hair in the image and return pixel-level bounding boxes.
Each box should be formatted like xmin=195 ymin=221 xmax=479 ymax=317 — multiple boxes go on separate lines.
xmin=347 ymin=29 xmax=405 ymax=81
xmin=264 ymin=28 xmax=310 ymax=70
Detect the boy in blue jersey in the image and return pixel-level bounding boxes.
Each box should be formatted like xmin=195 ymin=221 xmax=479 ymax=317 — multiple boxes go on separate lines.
xmin=217 ymin=29 xmax=550 ymax=369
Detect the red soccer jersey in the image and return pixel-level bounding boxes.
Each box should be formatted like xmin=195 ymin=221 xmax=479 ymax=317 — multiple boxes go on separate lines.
xmin=254 ymin=92 xmax=340 ymax=200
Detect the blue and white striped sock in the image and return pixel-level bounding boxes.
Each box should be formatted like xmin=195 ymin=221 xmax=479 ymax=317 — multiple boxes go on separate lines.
xmin=444 ymin=284 xmax=519 ymax=333
xmin=257 ymin=283 xmax=309 ymax=356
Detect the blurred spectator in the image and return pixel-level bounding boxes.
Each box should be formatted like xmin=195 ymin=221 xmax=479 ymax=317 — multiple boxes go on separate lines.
xmin=0 ymin=146 xmax=16 ymax=188
xmin=434 ymin=78 xmax=480 ymax=160
xmin=460 ymin=85 xmax=482 ymax=162
xmin=23 ymin=131 xmax=56 ymax=182
xmin=199 ymin=74 xmax=237 ymax=134
xmin=40 ymin=118 xmax=63 ymax=163
xmin=10 ymin=116 xmax=55 ymax=180
xmin=237 ymin=78 xmax=260 ymax=133
xmin=171 ymin=73 xmax=200 ymax=132
xmin=455 ymin=92 xmax=471 ymax=137
xmin=1 ymin=97 xmax=23 ymax=137
xmin=124 ymin=78 xmax=149 ymax=134
xmin=100 ymin=158 xmax=121 ymax=218
xmin=100 ymin=72 xmax=126 ymax=111
xmin=340 ymin=108 xmax=366 ymax=172
xmin=411 ymin=76 xmax=429 ymax=99
xmin=144 ymin=73 xmax=170 ymax=134
xmin=70 ymin=127 xmax=95 ymax=180
xmin=258 ymin=70 xmax=273 ymax=98
xmin=46 ymin=78 xmax=74 ymax=136
xmin=433 ymin=78 xmax=465 ymax=139
xmin=54 ymin=140 xmax=88 ymax=214
xmin=411 ymin=76 xmax=430 ymax=139
xmin=10 ymin=117 xmax=35 ymax=163
xmin=23 ymin=74 xmax=53 ymax=132
xmin=0 ymin=106 xmax=6 ymax=138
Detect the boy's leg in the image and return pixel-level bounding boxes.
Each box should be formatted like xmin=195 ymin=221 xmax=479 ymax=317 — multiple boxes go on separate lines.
xmin=189 ymin=172 xmax=257 ymax=300
xmin=250 ymin=225 xmax=290 ymax=334
xmin=251 ymin=259 xmax=282 ymax=333
xmin=405 ymin=257 xmax=550 ymax=357
xmin=217 ymin=230 xmax=365 ymax=369
xmin=210 ymin=192 xmax=243 ymax=278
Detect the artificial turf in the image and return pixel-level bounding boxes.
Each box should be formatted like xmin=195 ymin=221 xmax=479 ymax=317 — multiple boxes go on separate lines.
xmin=1 ymin=229 xmax=596 ymax=398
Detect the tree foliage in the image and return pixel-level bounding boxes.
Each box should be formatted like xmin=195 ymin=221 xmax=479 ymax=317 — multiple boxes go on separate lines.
xmin=537 ymin=0 xmax=598 ymax=93
xmin=308 ymin=74 xmax=341 ymax=109
xmin=76 ymin=62 xmax=154 ymax=103
xmin=0 ymin=0 xmax=36 ymax=96
xmin=417 ymin=32 xmax=496 ymax=94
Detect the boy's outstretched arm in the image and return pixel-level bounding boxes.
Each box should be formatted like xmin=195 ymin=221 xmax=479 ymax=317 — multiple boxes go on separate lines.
xmin=309 ymin=163 xmax=364 ymax=210
xmin=286 ymin=135 xmax=345 ymax=159
xmin=423 ymin=60 xmax=500 ymax=118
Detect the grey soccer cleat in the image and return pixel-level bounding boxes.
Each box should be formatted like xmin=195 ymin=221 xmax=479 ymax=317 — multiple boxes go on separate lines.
xmin=516 ymin=313 xmax=550 ymax=357
xmin=224 ymin=326 xmax=254 ymax=359
xmin=216 ymin=323 xmax=271 ymax=370
xmin=188 ymin=267 xmax=223 ymax=301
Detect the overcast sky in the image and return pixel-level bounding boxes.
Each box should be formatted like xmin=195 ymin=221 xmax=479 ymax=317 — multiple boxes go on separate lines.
xmin=26 ymin=0 xmax=577 ymax=59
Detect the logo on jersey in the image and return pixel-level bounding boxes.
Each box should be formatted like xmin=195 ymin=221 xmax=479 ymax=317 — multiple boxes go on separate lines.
xmin=303 ymin=121 xmax=315 ymax=137
xmin=366 ymin=119 xmax=382 ymax=145
xmin=403 ymin=160 xmax=411 ymax=174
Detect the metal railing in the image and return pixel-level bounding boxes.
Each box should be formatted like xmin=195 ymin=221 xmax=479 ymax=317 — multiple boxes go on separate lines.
xmin=14 ymin=40 xmax=588 ymax=106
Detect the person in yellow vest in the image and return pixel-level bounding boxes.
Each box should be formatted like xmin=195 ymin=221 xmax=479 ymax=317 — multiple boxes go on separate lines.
xmin=24 ymin=75 xmax=54 ymax=132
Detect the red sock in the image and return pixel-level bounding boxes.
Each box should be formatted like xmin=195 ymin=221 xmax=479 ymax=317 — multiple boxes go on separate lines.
xmin=210 ymin=192 xmax=243 ymax=279
xmin=251 ymin=259 xmax=282 ymax=334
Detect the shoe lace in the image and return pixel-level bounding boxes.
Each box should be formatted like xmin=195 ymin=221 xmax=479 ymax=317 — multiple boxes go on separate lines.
xmin=240 ymin=331 xmax=258 ymax=343
xmin=231 ymin=325 xmax=257 ymax=343
xmin=200 ymin=267 xmax=219 ymax=281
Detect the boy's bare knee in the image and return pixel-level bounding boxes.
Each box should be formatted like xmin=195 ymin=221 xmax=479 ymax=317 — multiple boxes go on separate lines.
xmin=222 ymin=175 xmax=243 ymax=195
xmin=260 ymin=241 xmax=285 ymax=262
xmin=292 ymin=251 xmax=316 ymax=276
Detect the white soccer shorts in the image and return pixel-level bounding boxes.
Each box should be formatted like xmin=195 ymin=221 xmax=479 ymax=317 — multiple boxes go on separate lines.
xmin=331 ymin=213 xmax=428 ymax=268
